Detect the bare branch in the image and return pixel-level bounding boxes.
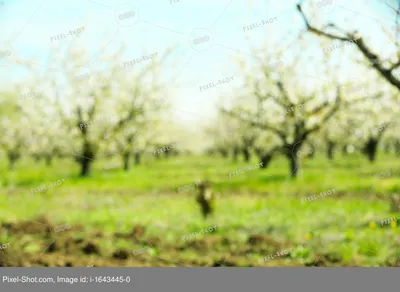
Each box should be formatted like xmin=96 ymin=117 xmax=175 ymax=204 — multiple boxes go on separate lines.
xmin=276 ymin=80 xmax=293 ymax=108
xmin=390 ymin=59 xmax=400 ymax=71
xmin=343 ymin=93 xmax=383 ymax=107
xmin=297 ymin=2 xmax=400 ymax=90
xmin=304 ymin=86 xmax=341 ymax=136
xmin=386 ymin=2 xmax=400 ymax=16
xmin=222 ymin=108 xmax=286 ymax=141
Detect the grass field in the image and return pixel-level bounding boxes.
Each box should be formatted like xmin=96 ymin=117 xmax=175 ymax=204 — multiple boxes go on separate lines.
xmin=0 ymin=152 xmax=399 ymax=267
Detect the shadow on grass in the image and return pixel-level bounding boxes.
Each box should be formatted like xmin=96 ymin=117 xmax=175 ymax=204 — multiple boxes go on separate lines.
xmin=259 ymin=174 xmax=288 ymax=183
xmin=331 ymin=161 xmax=363 ymax=169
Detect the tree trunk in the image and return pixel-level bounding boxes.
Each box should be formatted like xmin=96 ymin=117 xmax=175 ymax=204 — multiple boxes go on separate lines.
xmin=395 ymin=140 xmax=400 ymax=155
xmin=45 ymin=155 xmax=52 ymax=166
xmin=134 ymin=152 xmax=141 ymax=165
xmin=259 ymin=153 xmax=273 ymax=169
xmin=164 ymin=149 xmax=170 ymax=158
xmin=32 ymin=154 xmax=41 ymax=162
xmin=242 ymin=148 xmax=250 ymax=162
xmin=123 ymin=153 xmax=130 ymax=171
xmin=363 ymin=138 xmax=379 ymax=162
xmin=79 ymin=142 xmax=94 ymax=177
xmin=327 ymin=141 xmax=335 ymax=160
xmin=289 ymin=155 xmax=299 ymax=177
xmin=220 ymin=149 xmax=228 ymax=158
xmin=7 ymin=152 xmax=19 ymax=171
xmin=80 ymin=159 xmax=91 ymax=176
xmin=342 ymin=145 xmax=348 ymax=156
xmin=232 ymin=147 xmax=239 ymax=163
xmin=287 ymin=142 xmax=302 ymax=178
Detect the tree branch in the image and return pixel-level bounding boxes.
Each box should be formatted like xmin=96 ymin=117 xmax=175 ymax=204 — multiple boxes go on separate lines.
xmin=304 ymin=86 xmax=341 ymax=136
xmin=276 ymin=80 xmax=293 ymax=108
xmin=297 ymin=3 xmax=400 ymax=90
xmin=222 ymin=109 xmax=286 ymax=141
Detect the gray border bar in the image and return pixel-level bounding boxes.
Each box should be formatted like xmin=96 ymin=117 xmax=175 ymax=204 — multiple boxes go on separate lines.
xmin=0 ymin=268 xmax=397 ymax=292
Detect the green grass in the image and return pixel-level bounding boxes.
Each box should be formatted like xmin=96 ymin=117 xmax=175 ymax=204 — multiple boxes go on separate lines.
xmin=1 ymin=152 xmax=399 ymax=195
xmin=0 ymin=152 xmax=399 ymax=266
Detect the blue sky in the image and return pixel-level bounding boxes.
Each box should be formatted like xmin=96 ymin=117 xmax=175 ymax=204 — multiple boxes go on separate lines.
xmin=0 ymin=0 xmax=397 ymax=126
